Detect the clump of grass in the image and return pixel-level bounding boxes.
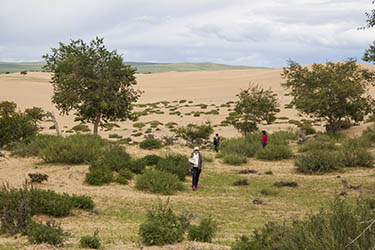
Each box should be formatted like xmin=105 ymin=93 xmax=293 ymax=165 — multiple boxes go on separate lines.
xmin=108 ymin=133 xmax=122 ymax=139
xmin=256 ymin=144 xmax=293 ymax=161
xmin=264 ymin=170 xmax=273 ymax=175
xmin=233 ymin=179 xmax=249 ymax=186
xmin=139 ymin=138 xmax=162 ymax=150
xmin=71 ymin=123 xmax=90 ymax=132
xmin=295 ymin=150 xmax=344 ymax=174
xmin=260 ymin=188 xmax=280 ymax=196
xmin=223 ymin=153 xmax=248 ymax=166
xmin=133 ymin=122 xmax=146 ymax=129
xmin=239 ymin=169 xmax=257 ymax=174
xmin=135 ymin=169 xmax=184 ymax=195
xmin=187 ymin=216 xmax=218 ymax=243
xmin=273 ymin=181 xmax=298 ymax=187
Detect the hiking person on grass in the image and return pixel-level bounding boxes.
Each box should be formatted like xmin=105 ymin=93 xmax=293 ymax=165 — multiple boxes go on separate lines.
xmin=213 ymin=133 xmax=221 ymax=152
xmin=262 ymin=130 xmax=268 ymax=148
xmin=189 ymin=147 xmax=203 ymax=191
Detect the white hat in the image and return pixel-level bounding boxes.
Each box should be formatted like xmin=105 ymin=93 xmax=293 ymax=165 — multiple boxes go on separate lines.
xmin=194 ymin=147 xmax=199 ymax=151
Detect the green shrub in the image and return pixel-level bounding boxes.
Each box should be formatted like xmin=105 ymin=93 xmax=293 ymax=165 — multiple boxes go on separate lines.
xmin=139 ymin=199 xmax=190 ymax=245
xmin=115 ymin=175 xmax=129 ymax=184
xmin=203 ymin=155 xmax=213 ymax=162
xmin=27 ymin=220 xmax=68 ymax=247
xmin=108 ymin=133 xmax=122 ymax=139
xmin=71 ymin=123 xmax=90 ymax=132
xmin=39 ymin=134 xmax=107 ymax=164
xmin=256 ymin=144 xmax=293 ymax=161
xmin=71 ymin=195 xmax=94 ymax=211
xmin=341 ymin=138 xmax=374 ymax=168
xmin=274 ymin=181 xmax=298 ymax=187
xmin=187 ymin=216 xmax=218 ymax=243
xmin=269 ymin=131 xmax=297 ymax=144
xmin=295 ymin=150 xmax=344 ymax=174
xmin=176 ymin=123 xmax=213 ymax=144
xmin=220 ymin=134 xmax=260 ymax=158
xmin=233 ymin=178 xmax=249 ymax=186
xmin=80 ymin=231 xmax=101 ymax=249
xmin=0 ymin=101 xmax=42 ymax=148
xmin=85 ymin=162 xmax=113 ymax=186
xmin=223 ymin=153 xmax=247 ymax=165
xmin=140 ymin=138 xmax=162 ymax=150
xmin=155 ymin=154 xmax=190 ymax=181
xmin=298 ymin=135 xmax=338 ymax=153
xmin=234 ymin=198 xmax=375 ymax=250
xmin=301 ymin=124 xmax=316 ymax=135
xmin=10 ymin=135 xmax=56 ymax=157
xmin=97 ymin=145 xmax=131 ymax=172
xmin=133 ymin=122 xmax=146 ymax=128
xmin=135 ymin=169 xmax=183 ymax=195
xmin=128 ymin=158 xmax=147 ymax=174
xmin=142 ymin=154 xmax=162 ymax=166
xmin=118 ymin=168 xmax=134 ymax=180
xmin=264 ymin=170 xmax=273 ymax=175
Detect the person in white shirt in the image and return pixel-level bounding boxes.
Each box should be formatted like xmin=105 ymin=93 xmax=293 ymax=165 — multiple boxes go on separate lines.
xmin=189 ymin=147 xmax=203 ymax=191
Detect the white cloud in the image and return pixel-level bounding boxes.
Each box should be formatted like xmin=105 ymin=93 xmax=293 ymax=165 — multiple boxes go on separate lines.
xmin=0 ymin=0 xmax=374 ymax=67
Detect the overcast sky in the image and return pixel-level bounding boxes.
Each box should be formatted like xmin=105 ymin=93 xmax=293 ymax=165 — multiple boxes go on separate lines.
xmin=1 ymin=0 xmax=375 ymax=67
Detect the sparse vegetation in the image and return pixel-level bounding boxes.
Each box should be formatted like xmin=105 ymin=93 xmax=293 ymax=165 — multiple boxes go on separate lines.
xmin=135 ymin=169 xmax=184 ymax=195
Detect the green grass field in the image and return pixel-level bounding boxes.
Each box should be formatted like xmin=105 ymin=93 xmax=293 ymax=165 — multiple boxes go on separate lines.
xmin=0 ymin=61 xmax=271 ymax=74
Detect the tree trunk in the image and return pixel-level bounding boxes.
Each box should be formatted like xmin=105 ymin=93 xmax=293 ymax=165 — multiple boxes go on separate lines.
xmin=93 ymin=114 xmax=101 ymax=135
xmin=46 ymin=111 xmax=60 ymax=136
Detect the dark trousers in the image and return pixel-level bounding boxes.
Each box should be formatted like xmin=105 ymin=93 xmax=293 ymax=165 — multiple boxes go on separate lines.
xmin=214 ymin=143 xmax=219 ymax=152
xmin=192 ymin=167 xmax=201 ymax=187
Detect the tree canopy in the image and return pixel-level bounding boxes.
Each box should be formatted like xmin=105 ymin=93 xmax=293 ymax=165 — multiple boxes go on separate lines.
xmin=43 ymin=37 xmax=141 ymax=135
xmin=282 ymin=60 xmax=375 ymax=132
xmin=231 ymin=84 xmax=279 ymax=135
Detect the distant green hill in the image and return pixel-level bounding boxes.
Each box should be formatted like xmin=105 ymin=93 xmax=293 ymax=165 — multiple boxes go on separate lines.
xmin=0 ymin=61 xmax=271 ymax=74
xmin=0 ymin=62 xmax=45 ymax=74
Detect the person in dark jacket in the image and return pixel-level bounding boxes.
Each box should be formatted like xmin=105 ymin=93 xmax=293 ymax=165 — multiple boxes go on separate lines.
xmin=189 ymin=147 xmax=203 ymax=191
xmin=262 ymin=130 xmax=268 ymax=148
xmin=213 ymin=133 xmax=221 ymax=152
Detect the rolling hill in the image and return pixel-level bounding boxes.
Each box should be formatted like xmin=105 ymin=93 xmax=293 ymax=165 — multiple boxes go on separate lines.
xmin=0 ymin=61 xmax=270 ymax=74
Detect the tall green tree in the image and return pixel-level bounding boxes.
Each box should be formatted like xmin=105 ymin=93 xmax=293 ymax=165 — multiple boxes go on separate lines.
xmin=231 ymin=84 xmax=279 ymax=135
xmin=43 ymin=37 xmax=141 ymax=135
xmin=282 ymin=60 xmax=375 ymax=133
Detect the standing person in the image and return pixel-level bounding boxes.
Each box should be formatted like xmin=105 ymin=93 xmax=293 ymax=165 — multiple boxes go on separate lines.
xmin=262 ymin=130 xmax=268 ymax=148
xmin=213 ymin=133 xmax=221 ymax=152
xmin=189 ymin=147 xmax=203 ymax=191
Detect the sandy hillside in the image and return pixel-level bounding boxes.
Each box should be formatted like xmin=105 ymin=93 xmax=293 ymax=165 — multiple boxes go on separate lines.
xmin=0 ymin=64 xmax=374 ymax=139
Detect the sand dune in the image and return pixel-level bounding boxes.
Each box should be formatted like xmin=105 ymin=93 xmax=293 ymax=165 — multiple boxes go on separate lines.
xmin=1 ymin=64 xmax=374 ymax=138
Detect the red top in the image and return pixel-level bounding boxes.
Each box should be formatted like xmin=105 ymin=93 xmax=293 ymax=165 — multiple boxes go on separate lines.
xmin=262 ymin=134 xmax=268 ymax=146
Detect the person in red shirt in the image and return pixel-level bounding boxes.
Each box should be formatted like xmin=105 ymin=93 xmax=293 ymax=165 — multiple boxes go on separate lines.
xmin=262 ymin=130 xmax=268 ymax=148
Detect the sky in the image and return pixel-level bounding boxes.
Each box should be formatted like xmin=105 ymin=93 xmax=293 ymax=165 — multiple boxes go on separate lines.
xmin=1 ymin=0 xmax=375 ymax=68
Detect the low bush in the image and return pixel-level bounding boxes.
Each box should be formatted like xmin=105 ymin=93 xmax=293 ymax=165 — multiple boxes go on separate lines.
xmin=142 ymin=154 xmax=162 ymax=166
xmin=85 ymin=162 xmax=113 ymax=186
xmin=256 ymin=144 xmax=293 ymax=161
xmin=295 ymin=150 xmax=344 ymax=174
xmin=187 ymin=216 xmax=218 ymax=243
xmin=80 ymin=230 xmax=101 ymax=249
xmin=118 ymin=168 xmax=134 ymax=180
xmin=273 ymin=181 xmax=298 ymax=187
xmin=269 ymin=131 xmax=297 ymax=145
xmin=39 ymin=134 xmax=107 ymax=164
xmin=176 ymin=123 xmax=213 ymax=145
xmin=139 ymin=199 xmax=191 ymax=245
xmin=10 ymin=134 xmax=56 ymax=157
xmin=341 ymin=138 xmax=374 ymax=168
xmin=27 ymin=220 xmax=68 ymax=246
xmin=71 ymin=123 xmax=90 ymax=132
xmin=264 ymin=170 xmax=273 ymax=175
xmin=140 ymin=138 xmax=162 ymax=150
xmin=115 ymin=175 xmax=129 ymax=185
xmin=135 ymin=169 xmax=183 ymax=195
xmin=239 ymin=169 xmax=257 ymax=174
xmin=298 ymin=135 xmax=338 ymax=153
xmin=232 ymin=198 xmax=375 ymax=250
xmin=133 ymin=122 xmax=146 ymax=128
xmin=28 ymin=173 xmax=48 ymax=183
xmin=0 ymin=101 xmax=43 ymax=148
xmin=220 ymin=134 xmax=260 ymax=158
xmin=71 ymin=195 xmax=95 ymax=211
xmin=97 ymin=145 xmax=131 ymax=172
xmin=233 ymin=179 xmax=249 ymax=186
xmin=128 ymin=158 xmax=147 ymax=174
xmin=223 ymin=153 xmax=247 ymax=166
xmin=155 ymin=154 xmax=190 ymax=181
xmin=203 ymin=155 xmax=213 ymax=162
